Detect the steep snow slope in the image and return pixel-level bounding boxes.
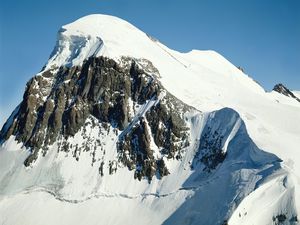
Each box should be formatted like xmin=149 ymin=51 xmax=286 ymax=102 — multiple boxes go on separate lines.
xmin=293 ymin=91 xmax=300 ymax=99
xmin=0 ymin=14 xmax=299 ymax=225
xmin=228 ymin=173 xmax=298 ymax=225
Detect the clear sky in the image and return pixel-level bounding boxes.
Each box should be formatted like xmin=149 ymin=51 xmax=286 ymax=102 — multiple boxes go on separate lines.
xmin=0 ymin=0 xmax=299 ymax=126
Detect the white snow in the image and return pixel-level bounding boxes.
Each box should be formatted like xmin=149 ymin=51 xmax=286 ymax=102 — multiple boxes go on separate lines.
xmin=1 ymin=14 xmax=300 ymax=225
xmin=229 ymin=172 xmax=297 ymax=225
xmin=292 ymin=90 xmax=300 ymax=99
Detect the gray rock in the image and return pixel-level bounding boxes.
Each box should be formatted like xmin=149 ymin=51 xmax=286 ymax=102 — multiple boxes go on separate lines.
xmin=0 ymin=56 xmax=221 ymax=182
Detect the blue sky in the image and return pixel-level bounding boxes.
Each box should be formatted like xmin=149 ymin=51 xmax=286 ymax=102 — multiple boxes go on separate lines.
xmin=0 ymin=0 xmax=299 ymax=126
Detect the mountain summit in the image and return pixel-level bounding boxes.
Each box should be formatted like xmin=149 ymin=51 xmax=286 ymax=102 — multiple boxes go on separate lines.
xmin=0 ymin=14 xmax=299 ymax=225
xmin=46 ymin=14 xmax=156 ymax=69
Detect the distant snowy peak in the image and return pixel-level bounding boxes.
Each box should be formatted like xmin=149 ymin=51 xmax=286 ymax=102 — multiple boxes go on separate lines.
xmin=273 ymin=83 xmax=300 ymax=103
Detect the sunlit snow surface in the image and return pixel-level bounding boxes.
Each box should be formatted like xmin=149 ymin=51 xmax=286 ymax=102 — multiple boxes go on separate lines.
xmin=0 ymin=14 xmax=299 ymax=225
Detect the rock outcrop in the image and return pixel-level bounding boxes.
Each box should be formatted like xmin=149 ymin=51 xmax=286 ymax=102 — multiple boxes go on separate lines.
xmin=273 ymin=83 xmax=300 ymax=102
xmin=0 ymin=56 xmax=193 ymax=181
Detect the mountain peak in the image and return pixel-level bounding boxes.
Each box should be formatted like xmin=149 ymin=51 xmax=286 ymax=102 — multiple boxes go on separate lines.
xmin=61 ymin=14 xmax=139 ymax=36
xmin=1 ymin=14 xmax=300 ymax=225
xmin=273 ymin=83 xmax=300 ymax=102
xmin=46 ymin=14 xmax=157 ymax=69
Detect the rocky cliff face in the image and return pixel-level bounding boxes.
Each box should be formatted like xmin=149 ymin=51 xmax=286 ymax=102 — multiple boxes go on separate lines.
xmin=0 ymin=56 xmax=216 ymax=181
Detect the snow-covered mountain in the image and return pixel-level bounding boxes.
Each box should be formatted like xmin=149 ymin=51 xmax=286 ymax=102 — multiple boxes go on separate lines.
xmin=0 ymin=14 xmax=299 ymax=225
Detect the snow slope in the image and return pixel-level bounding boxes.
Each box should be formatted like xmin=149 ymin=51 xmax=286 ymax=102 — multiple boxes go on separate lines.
xmin=293 ymin=91 xmax=300 ymax=99
xmin=0 ymin=108 xmax=289 ymax=225
xmin=0 ymin=14 xmax=299 ymax=225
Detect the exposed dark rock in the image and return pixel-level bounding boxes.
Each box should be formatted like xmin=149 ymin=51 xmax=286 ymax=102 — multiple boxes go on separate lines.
xmin=118 ymin=117 xmax=154 ymax=180
xmin=24 ymin=149 xmax=40 ymax=167
xmin=0 ymin=56 xmax=181 ymax=176
xmin=99 ymin=162 xmax=104 ymax=176
xmin=273 ymin=83 xmax=300 ymax=103
xmin=146 ymin=94 xmax=190 ymax=159
xmin=272 ymin=213 xmax=288 ymax=224
xmin=0 ymin=55 xmax=223 ymax=182
xmin=237 ymin=66 xmax=244 ymax=72
xmin=117 ymin=93 xmax=190 ymax=181
xmin=109 ymin=160 xmax=118 ymax=175
xmin=157 ymin=159 xmax=170 ymax=177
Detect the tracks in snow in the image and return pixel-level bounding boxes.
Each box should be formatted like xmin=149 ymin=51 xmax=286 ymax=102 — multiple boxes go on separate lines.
xmin=19 ymin=186 xmax=195 ymax=204
xmin=19 ymin=173 xmax=224 ymax=204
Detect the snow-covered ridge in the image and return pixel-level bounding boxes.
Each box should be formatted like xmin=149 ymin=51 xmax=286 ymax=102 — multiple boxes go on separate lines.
xmin=45 ymin=15 xmax=258 ymax=87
